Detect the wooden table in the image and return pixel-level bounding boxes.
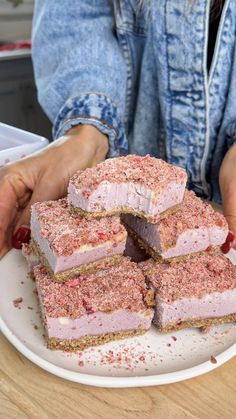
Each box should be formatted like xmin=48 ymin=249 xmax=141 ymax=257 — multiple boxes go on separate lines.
xmin=1 ymin=332 xmax=236 ymax=419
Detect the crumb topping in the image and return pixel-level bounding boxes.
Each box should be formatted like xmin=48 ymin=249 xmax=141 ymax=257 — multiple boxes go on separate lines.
xmin=32 ymin=199 xmax=126 ymax=256
xmin=140 ymin=253 xmax=236 ymax=301
xmin=22 ymin=243 xmax=32 ymax=257
xmin=13 ymin=297 xmax=23 ymax=308
xmin=69 ymin=155 xmax=187 ymax=195
xmin=158 ymin=190 xmax=228 ymax=248
xmin=34 ymin=259 xmax=149 ymax=318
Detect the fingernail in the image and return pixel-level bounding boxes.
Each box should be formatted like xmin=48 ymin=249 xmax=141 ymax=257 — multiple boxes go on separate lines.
xmin=226 ymin=231 xmax=235 ymax=243
xmin=221 ymin=241 xmax=230 ymax=254
xmin=12 ymin=226 xmax=31 ymax=249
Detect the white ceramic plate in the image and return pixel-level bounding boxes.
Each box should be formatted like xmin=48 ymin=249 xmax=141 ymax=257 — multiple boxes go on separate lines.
xmin=1 ymin=249 xmax=236 ymax=388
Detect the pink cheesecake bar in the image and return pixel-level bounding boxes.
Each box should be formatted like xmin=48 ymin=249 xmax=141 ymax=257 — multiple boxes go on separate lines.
xmin=68 ymin=155 xmax=187 ymax=223
xmin=31 ymin=199 xmax=127 ymax=281
xmin=140 ymin=253 xmax=236 ymax=332
xmin=123 ymin=190 xmax=228 ymax=260
xmin=34 ymin=258 xmax=154 ymax=351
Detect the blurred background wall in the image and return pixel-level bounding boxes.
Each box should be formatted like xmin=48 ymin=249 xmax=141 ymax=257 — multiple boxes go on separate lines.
xmin=0 ymin=0 xmax=52 ymax=140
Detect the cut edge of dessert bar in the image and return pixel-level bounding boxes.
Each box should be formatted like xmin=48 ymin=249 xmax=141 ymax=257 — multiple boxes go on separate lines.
xmin=68 ymin=155 xmax=187 ymax=223
xmin=140 ymin=252 xmax=236 ymax=333
xmin=31 ymin=239 xmax=124 ymax=282
xmin=122 ymin=190 xmax=228 ymax=260
xmin=125 ymin=223 xmax=220 ymax=263
xmin=30 ymin=198 xmax=127 ymax=281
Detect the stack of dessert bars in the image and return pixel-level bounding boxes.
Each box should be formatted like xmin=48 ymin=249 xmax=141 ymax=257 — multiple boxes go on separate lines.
xmin=23 ymin=155 xmax=236 ymax=351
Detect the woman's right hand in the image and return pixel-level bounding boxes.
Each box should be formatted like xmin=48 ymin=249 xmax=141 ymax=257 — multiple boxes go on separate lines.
xmin=0 ymin=124 xmax=108 ymax=259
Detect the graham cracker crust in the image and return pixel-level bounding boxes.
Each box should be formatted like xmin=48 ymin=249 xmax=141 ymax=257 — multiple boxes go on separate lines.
xmin=70 ymin=203 xmax=181 ymax=224
xmin=153 ymin=313 xmax=236 ymax=333
xmin=31 ymin=239 xmax=123 ymax=282
xmin=47 ymin=328 xmax=147 ymax=351
xmin=124 ymin=224 xmax=220 ymax=263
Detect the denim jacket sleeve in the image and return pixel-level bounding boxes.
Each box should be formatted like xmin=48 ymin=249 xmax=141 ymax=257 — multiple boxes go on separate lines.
xmin=31 ymin=0 xmax=128 ymax=156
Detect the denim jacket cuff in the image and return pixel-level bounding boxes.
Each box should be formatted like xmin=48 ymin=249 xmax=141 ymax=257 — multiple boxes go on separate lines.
xmin=53 ymin=93 xmax=127 ymax=157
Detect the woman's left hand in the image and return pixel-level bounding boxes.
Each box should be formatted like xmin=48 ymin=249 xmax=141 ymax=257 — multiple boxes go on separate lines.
xmin=219 ymin=141 xmax=236 ymax=247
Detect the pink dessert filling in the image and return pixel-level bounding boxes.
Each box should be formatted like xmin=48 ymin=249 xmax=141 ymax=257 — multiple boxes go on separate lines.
xmin=31 ymin=199 xmax=127 ymax=273
xmin=140 ymin=253 xmax=236 ymax=327
xmin=123 ymin=190 xmax=228 ymax=258
xmin=34 ymin=259 xmax=153 ymax=340
xmin=68 ymin=155 xmax=187 ymax=220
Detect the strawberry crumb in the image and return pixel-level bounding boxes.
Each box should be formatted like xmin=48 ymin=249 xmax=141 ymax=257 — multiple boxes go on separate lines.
xmin=100 ymin=347 xmax=148 ymax=370
xmin=13 ymin=297 xmax=23 ymax=308
xmin=70 ymin=155 xmax=187 ymax=195
xmin=78 ymin=360 xmax=84 ymax=367
xmin=171 ymin=336 xmax=177 ymax=341
xmin=32 ymin=198 xmax=126 ymax=257
xmin=210 ymin=355 xmax=217 ymax=364
xmin=34 ymin=259 xmax=152 ymax=318
xmin=201 ymin=326 xmax=211 ymax=333
xmin=141 ymin=252 xmax=236 ymax=301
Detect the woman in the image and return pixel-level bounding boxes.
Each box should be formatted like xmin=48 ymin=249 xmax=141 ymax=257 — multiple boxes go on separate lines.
xmin=0 ymin=0 xmax=235 ymax=256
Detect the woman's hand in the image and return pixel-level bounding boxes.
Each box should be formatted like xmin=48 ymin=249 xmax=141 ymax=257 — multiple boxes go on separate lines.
xmin=219 ymin=141 xmax=236 ymax=248
xmin=0 ymin=125 xmax=108 ymax=258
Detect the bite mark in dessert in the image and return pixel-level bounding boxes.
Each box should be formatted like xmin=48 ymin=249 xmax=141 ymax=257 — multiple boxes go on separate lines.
xmin=34 ymin=258 xmax=154 ymax=351
xmin=123 ymin=190 xmax=228 ymax=260
xmin=140 ymin=252 xmax=236 ymax=332
xmin=68 ymin=155 xmax=187 ymax=223
xmin=31 ymin=199 xmax=127 ymax=282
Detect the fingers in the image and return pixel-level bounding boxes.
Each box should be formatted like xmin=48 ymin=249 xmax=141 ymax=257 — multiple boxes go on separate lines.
xmin=219 ymin=147 xmax=236 ymax=249
xmin=223 ymin=216 xmax=236 ymax=248
xmin=221 ymin=186 xmax=236 ymax=248
xmin=0 ymin=221 xmax=15 ymax=260
xmin=0 ymin=175 xmax=22 ymax=250
xmin=0 ymin=242 xmax=11 ymax=260
xmin=14 ymin=176 xmax=66 ymax=233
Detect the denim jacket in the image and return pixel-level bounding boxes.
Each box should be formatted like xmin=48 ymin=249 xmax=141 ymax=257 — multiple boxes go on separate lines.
xmin=32 ymin=0 xmax=236 ymax=202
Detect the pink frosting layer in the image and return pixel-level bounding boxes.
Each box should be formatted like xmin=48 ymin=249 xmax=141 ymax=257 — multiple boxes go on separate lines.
xmin=68 ymin=181 xmax=185 ymax=221
xmin=154 ymin=289 xmax=236 ymax=326
xmin=44 ymin=310 xmax=153 ymax=340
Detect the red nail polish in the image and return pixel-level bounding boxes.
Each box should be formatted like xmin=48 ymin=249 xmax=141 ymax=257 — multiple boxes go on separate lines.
xmin=221 ymin=242 xmax=230 ymax=254
xmin=226 ymin=231 xmax=234 ymax=243
xmin=12 ymin=226 xmax=31 ymax=249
